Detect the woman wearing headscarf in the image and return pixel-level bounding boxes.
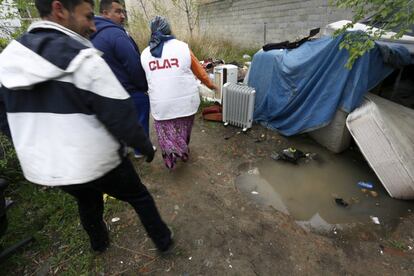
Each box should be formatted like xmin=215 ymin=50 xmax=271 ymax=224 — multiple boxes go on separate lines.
xmin=141 ymin=16 xmax=217 ymax=169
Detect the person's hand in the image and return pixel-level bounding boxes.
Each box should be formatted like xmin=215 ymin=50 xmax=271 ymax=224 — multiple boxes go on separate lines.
xmin=211 ymin=84 xmax=219 ymax=91
xmin=145 ymin=146 xmax=155 ymax=163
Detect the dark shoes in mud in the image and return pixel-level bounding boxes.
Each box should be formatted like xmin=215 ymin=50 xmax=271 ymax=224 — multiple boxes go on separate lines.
xmin=89 ymin=222 xmax=110 ymax=253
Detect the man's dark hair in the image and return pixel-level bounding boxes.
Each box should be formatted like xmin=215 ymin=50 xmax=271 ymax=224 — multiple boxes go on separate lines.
xmin=99 ymin=0 xmax=122 ymax=13
xmin=35 ymin=0 xmax=94 ymax=17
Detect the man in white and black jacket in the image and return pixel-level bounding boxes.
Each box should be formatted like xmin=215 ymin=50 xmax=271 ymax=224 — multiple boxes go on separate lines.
xmin=0 ymin=0 xmax=172 ymax=253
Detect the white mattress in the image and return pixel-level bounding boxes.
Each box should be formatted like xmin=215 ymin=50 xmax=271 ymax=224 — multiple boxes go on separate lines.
xmin=309 ymin=109 xmax=351 ymax=153
xmin=346 ymin=93 xmax=414 ymax=199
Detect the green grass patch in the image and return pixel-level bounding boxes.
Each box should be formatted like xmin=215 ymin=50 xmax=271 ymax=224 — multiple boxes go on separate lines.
xmin=0 ymin=134 xmax=128 ymax=274
xmin=1 ymin=180 xmax=129 ymax=274
xmin=188 ymin=36 xmax=259 ymax=66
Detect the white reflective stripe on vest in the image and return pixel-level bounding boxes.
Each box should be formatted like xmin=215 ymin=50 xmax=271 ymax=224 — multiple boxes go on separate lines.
xmin=141 ymin=39 xmax=200 ymax=120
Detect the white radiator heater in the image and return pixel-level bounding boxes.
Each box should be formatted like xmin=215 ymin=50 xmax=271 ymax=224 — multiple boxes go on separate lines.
xmin=222 ymin=83 xmax=256 ymax=131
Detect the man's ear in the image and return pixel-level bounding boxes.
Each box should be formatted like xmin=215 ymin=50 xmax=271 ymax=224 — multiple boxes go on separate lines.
xmin=50 ymin=0 xmax=68 ymax=20
xmin=102 ymin=9 xmax=110 ymax=17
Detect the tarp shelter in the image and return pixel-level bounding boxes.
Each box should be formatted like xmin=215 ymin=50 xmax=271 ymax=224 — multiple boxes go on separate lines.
xmin=248 ymin=34 xmax=411 ymax=136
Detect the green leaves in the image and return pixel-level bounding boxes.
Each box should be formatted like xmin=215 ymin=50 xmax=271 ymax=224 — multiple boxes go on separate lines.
xmin=331 ymin=0 xmax=414 ymax=68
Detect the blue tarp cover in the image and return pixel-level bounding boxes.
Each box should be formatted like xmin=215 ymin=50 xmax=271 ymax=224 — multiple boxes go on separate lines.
xmin=248 ymin=35 xmax=411 ymax=136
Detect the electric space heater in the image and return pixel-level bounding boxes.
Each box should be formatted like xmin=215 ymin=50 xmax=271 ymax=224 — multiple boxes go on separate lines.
xmin=222 ymin=83 xmax=256 ymax=132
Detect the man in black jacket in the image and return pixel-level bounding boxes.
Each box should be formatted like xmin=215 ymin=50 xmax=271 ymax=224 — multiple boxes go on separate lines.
xmin=0 ymin=0 xmax=172 ymax=253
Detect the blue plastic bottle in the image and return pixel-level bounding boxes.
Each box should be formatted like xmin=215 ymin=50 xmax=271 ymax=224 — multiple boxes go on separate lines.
xmin=358 ymin=181 xmax=374 ymax=189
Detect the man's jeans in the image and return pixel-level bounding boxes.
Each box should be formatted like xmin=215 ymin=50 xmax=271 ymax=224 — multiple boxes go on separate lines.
xmin=130 ymin=92 xmax=150 ymax=156
xmin=60 ymin=158 xmax=171 ymax=251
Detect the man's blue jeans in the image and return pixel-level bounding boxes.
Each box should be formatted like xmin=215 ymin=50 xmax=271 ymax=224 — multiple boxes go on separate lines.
xmin=130 ymin=92 xmax=150 ymax=155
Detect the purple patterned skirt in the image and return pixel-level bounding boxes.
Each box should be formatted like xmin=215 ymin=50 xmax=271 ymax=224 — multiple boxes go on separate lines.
xmin=154 ymin=115 xmax=195 ymax=169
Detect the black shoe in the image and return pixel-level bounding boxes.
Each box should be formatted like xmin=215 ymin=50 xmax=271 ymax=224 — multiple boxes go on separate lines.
xmin=157 ymin=227 xmax=174 ymax=254
xmin=88 ymin=222 xmax=110 ymax=253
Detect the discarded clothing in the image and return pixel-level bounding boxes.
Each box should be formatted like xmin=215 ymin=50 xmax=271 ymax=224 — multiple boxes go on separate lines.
xmin=262 ymin=28 xmax=320 ymax=51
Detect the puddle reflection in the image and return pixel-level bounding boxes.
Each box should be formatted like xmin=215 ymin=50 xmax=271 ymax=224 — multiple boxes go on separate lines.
xmin=236 ymin=143 xmax=414 ymax=234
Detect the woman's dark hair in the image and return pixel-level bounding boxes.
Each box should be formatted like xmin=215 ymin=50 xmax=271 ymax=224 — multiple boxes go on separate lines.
xmin=35 ymin=0 xmax=94 ymax=17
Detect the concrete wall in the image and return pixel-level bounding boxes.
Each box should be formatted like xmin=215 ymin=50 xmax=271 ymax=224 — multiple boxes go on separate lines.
xmin=199 ymin=0 xmax=353 ymax=47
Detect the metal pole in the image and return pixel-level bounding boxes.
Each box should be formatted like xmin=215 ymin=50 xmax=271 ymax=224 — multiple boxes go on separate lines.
xmin=264 ymin=22 xmax=267 ymax=45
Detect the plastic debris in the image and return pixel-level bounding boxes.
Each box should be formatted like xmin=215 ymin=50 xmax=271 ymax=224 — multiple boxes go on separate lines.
xmin=195 ymin=239 xmax=204 ymax=246
xmin=358 ymin=181 xmax=374 ymax=189
xmin=370 ymin=216 xmax=380 ymax=225
xmin=242 ymin=54 xmax=251 ymax=60
xmin=247 ymin=168 xmax=260 ymax=175
xmin=103 ymin=193 xmax=115 ymax=202
xmin=251 ymin=191 xmax=259 ymax=195
xmin=369 ymin=191 xmax=379 ymax=197
xmin=334 ymin=198 xmax=349 ymax=207
xmin=271 ymin=148 xmax=317 ymax=164
xmin=379 ymin=244 xmax=384 ymax=255
xmin=111 ymin=217 xmax=120 ymax=223
xmin=188 ymin=256 xmax=192 ymax=260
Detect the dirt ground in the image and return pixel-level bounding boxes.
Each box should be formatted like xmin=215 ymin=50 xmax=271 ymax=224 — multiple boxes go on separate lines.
xmin=100 ymin=115 xmax=414 ymax=275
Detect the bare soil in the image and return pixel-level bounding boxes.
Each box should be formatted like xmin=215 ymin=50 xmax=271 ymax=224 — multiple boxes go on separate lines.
xmin=100 ymin=115 xmax=414 ymax=275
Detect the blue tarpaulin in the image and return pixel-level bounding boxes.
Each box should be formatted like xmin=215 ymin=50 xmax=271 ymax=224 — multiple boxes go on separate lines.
xmin=248 ymin=35 xmax=411 ymax=136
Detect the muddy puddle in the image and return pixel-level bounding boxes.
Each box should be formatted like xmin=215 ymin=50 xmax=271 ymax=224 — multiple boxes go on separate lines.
xmin=236 ymin=139 xmax=414 ymax=236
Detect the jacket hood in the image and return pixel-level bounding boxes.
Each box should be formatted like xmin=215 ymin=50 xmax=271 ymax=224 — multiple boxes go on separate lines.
xmin=0 ymin=21 xmax=100 ymax=90
xmin=91 ymin=16 xmax=125 ymax=39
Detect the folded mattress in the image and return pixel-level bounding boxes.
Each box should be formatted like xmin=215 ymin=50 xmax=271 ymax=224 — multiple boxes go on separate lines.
xmin=346 ymin=93 xmax=414 ymax=199
xmin=309 ymin=109 xmax=351 ymax=153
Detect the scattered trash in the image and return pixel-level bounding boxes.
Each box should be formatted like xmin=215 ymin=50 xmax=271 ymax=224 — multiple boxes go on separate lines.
xmin=357 ymin=181 xmax=374 ymax=189
xmin=370 ymin=216 xmax=380 ymax=225
xmin=242 ymin=54 xmax=251 ymax=60
xmin=334 ymin=198 xmax=349 ymax=207
xmin=224 ymin=131 xmax=241 ymax=140
xmin=247 ymin=168 xmax=260 ymax=175
xmin=379 ymin=244 xmax=384 ymax=255
xmin=217 ymin=172 xmax=222 ymax=176
xmin=188 ymin=256 xmax=192 ymax=260
xmin=270 ymin=148 xmax=305 ymax=164
xmin=369 ymin=191 xmax=379 ymax=197
xmin=375 ymin=202 xmax=380 ymax=206
xmin=5 ymin=198 xmax=14 ymax=209
xmin=229 ymin=265 xmax=233 ymax=268
xmin=103 ymin=193 xmax=115 ymax=202
xmin=195 ymin=239 xmax=204 ymax=246
xmin=203 ymin=259 xmax=213 ymax=268
xmin=111 ymin=217 xmax=120 ymax=223
xmin=254 ymin=133 xmax=267 ymax=143
xmin=202 ymin=104 xmax=223 ymax=122
xmin=174 ymin=205 xmax=180 ymax=211
xmin=251 ymin=191 xmax=259 ymax=195
xmin=408 ymin=246 xmax=413 ymax=251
